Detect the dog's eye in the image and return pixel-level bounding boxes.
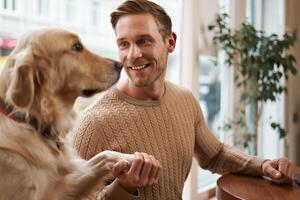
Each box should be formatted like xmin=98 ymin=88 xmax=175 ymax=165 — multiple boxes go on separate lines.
xmin=72 ymin=42 xmax=84 ymax=52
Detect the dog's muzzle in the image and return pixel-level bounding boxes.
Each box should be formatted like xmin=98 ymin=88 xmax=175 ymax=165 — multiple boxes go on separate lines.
xmin=114 ymin=62 xmax=123 ymax=72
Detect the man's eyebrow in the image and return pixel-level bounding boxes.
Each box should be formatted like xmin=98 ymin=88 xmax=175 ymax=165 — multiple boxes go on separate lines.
xmin=116 ymin=37 xmax=126 ymax=42
xmin=117 ymin=34 xmax=154 ymax=42
xmin=138 ymin=34 xmax=153 ymax=39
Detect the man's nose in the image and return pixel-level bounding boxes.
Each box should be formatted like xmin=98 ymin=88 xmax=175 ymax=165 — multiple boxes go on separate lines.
xmin=127 ymin=45 xmax=142 ymax=61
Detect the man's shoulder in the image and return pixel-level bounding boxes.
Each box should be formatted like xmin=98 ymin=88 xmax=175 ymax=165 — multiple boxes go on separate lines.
xmin=82 ymin=88 xmax=122 ymax=116
xmin=166 ymin=81 xmax=195 ymax=97
xmin=166 ymin=81 xmax=200 ymax=111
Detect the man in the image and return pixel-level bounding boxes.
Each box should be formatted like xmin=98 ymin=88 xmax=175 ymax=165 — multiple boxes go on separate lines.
xmin=73 ymin=0 xmax=294 ymax=199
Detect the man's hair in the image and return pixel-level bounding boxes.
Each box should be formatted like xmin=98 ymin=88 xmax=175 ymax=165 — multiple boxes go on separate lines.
xmin=111 ymin=0 xmax=172 ymax=39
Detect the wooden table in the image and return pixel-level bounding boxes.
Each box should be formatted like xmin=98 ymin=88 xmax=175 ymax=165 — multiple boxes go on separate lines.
xmin=216 ymin=167 xmax=300 ymax=200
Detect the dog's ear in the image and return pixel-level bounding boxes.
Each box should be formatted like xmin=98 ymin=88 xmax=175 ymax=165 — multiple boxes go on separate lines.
xmin=6 ymin=48 xmax=35 ymax=109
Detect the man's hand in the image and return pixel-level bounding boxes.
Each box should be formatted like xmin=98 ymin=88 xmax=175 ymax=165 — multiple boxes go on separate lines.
xmin=262 ymin=157 xmax=293 ymax=184
xmin=112 ymin=152 xmax=161 ymax=193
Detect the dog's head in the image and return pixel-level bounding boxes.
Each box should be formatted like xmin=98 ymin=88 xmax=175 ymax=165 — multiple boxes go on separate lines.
xmin=0 ymin=28 xmax=121 ymax=128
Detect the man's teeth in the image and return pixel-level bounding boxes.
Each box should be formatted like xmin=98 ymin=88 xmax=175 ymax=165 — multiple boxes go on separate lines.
xmin=130 ymin=65 xmax=146 ymax=70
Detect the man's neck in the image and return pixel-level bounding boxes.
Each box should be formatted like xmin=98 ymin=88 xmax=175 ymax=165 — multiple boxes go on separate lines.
xmin=117 ymin=79 xmax=165 ymax=100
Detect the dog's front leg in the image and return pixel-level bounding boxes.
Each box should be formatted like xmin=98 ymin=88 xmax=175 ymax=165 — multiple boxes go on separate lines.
xmin=61 ymin=151 xmax=134 ymax=200
xmin=87 ymin=150 xmax=133 ymax=175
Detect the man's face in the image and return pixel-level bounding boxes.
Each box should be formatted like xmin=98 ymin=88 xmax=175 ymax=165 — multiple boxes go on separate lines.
xmin=115 ymin=13 xmax=175 ymax=87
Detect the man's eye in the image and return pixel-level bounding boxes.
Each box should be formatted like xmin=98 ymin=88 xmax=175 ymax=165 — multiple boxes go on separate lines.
xmin=138 ymin=38 xmax=150 ymax=45
xmin=72 ymin=42 xmax=84 ymax=52
xmin=118 ymin=42 xmax=129 ymax=48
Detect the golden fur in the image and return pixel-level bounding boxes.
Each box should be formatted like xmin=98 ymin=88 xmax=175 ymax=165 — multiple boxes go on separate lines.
xmin=0 ymin=28 xmax=133 ymax=200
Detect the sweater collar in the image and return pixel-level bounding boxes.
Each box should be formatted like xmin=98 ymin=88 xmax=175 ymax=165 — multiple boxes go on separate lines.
xmin=113 ymin=81 xmax=170 ymax=106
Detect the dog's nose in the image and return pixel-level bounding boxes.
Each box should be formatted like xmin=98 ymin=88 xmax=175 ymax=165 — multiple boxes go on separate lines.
xmin=114 ymin=62 xmax=123 ymax=72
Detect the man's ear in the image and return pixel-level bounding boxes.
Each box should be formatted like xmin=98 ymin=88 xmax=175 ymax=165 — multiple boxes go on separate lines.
xmin=6 ymin=48 xmax=35 ymax=109
xmin=167 ymin=32 xmax=177 ymax=53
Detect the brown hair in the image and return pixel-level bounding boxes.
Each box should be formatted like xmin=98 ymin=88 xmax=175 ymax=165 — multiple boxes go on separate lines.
xmin=111 ymin=0 xmax=172 ymax=39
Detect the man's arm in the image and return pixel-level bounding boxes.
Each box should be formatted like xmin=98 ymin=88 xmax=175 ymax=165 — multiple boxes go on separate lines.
xmin=206 ymin=146 xmax=293 ymax=184
xmin=192 ymin=96 xmax=293 ymax=183
xmin=93 ymin=152 xmax=161 ymax=200
xmin=95 ymin=179 xmax=140 ymax=199
xmin=72 ymin=113 xmax=161 ymax=199
xmin=72 ymin=113 xmax=138 ymax=200
xmin=194 ymin=128 xmax=265 ymax=176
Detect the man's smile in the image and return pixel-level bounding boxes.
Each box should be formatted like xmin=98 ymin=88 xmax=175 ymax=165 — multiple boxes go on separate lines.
xmin=129 ymin=63 xmax=150 ymax=70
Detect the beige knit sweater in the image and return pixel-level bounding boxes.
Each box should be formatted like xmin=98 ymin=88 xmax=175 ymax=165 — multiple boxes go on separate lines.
xmin=72 ymin=81 xmax=265 ymax=200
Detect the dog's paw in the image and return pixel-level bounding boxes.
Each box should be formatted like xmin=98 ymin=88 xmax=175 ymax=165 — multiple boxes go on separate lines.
xmin=87 ymin=150 xmax=135 ymax=176
xmin=102 ymin=150 xmax=134 ymax=164
xmin=121 ymin=153 xmax=134 ymax=164
xmin=111 ymin=159 xmax=131 ymax=176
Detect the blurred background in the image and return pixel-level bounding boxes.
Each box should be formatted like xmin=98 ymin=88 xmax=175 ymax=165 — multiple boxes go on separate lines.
xmin=1 ymin=0 xmax=299 ymax=199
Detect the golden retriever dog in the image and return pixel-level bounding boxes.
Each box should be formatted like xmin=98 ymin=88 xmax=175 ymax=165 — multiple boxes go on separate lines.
xmin=0 ymin=28 xmax=134 ymax=200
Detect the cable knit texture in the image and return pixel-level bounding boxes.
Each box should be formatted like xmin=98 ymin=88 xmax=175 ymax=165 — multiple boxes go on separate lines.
xmin=72 ymin=81 xmax=265 ymax=200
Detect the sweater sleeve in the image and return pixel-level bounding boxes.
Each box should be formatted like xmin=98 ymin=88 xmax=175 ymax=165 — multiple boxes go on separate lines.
xmin=94 ymin=180 xmax=141 ymax=200
xmin=72 ymin=112 xmax=142 ymax=200
xmin=192 ymin=96 xmax=265 ymax=176
xmin=72 ymin=112 xmax=101 ymax=160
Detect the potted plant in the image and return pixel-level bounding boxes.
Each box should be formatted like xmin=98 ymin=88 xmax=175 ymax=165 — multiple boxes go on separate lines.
xmin=208 ymin=13 xmax=297 ymax=155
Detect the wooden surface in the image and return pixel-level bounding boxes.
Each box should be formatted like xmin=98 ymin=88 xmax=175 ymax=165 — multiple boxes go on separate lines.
xmin=216 ymin=167 xmax=300 ymax=200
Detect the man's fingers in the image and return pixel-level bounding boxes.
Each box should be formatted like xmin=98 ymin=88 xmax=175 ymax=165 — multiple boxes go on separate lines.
xmin=278 ymin=158 xmax=289 ymax=176
xmin=139 ymin=153 xmax=154 ymax=185
xmin=287 ymin=160 xmax=293 ymax=178
xmin=263 ymin=158 xmax=294 ymax=184
xmin=127 ymin=152 xmax=144 ymax=182
xmin=154 ymin=159 xmax=161 ymax=182
xmin=147 ymin=155 xmax=161 ymax=184
xmin=116 ymin=152 xmax=161 ymax=187
xmin=265 ymin=165 xmax=281 ymax=179
xmin=155 ymin=158 xmax=162 ymax=180
xmin=139 ymin=153 xmax=152 ymax=178
xmin=282 ymin=160 xmax=294 ymax=182
xmin=112 ymin=160 xmax=130 ymax=177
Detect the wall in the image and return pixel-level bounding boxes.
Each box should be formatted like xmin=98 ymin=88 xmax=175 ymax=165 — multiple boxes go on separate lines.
xmin=285 ymin=0 xmax=300 ymax=165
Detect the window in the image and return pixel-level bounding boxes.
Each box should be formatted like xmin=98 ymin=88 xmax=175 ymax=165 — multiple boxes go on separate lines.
xmin=199 ymin=56 xmax=220 ymax=132
xmin=0 ymin=0 xmax=18 ymax=14
xmin=91 ymin=1 xmax=101 ymax=27
xmin=193 ymin=0 xmax=230 ymax=194
xmin=197 ymin=56 xmax=221 ymax=191
xmin=86 ymin=0 xmax=107 ymax=32
xmin=2 ymin=0 xmax=15 ymax=10
xmin=191 ymin=0 xmax=286 ymax=197
xmin=37 ymin=0 xmax=49 ymax=18
xmin=65 ymin=0 xmax=79 ymax=25
xmin=253 ymin=0 xmax=285 ymax=159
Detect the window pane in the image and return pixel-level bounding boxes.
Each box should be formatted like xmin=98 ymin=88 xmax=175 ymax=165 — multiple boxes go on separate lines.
xmin=38 ymin=0 xmax=49 ymax=17
xmin=3 ymin=0 xmax=7 ymax=9
xmin=92 ymin=2 xmax=100 ymax=26
xmin=12 ymin=0 xmax=15 ymax=10
xmin=196 ymin=0 xmax=230 ymax=191
xmin=1 ymin=0 xmax=17 ymax=11
xmin=199 ymin=56 xmax=221 ymax=131
xmin=65 ymin=0 xmax=78 ymax=23
xmin=197 ymin=55 xmax=221 ymax=190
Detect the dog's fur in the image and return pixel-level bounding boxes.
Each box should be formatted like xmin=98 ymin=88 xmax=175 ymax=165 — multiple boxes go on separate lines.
xmin=0 ymin=28 xmax=133 ymax=200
